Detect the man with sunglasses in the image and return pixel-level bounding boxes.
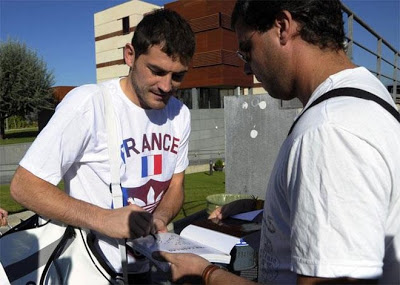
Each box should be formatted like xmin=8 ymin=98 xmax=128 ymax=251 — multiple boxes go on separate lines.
xmin=10 ymin=9 xmax=195 ymax=282
xmin=158 ymin=0 xmax=400 ymax=284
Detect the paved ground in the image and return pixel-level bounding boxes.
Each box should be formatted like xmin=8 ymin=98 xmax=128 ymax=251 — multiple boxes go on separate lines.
xmin=0 ymin=210 xmax=35 ymax=235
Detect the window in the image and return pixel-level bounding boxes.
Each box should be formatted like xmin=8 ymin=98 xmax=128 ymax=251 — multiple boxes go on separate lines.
xmin=176 ymin=88 xmax=235 ymax=109
xmin=176 ymin=89 xmax=192 ymax=109
xmin=199 ymin=88 xmax=221 ymax=109
xmin=122 ymin=17 xmax=130 ymax=34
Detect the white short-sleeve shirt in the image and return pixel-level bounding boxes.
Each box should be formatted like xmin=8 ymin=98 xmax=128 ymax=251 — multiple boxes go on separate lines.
xmin=20 ymin=78 xmax=191 ymax=272
xmin=258 ymin=67 xmax=400 ymax=283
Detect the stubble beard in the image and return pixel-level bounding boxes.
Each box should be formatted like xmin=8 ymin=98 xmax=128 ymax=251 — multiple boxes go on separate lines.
xmin=129 ymin=71 xmax=174 ymax=110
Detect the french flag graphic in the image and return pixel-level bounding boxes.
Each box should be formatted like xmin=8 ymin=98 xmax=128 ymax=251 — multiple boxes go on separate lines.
xmin=141 ymin=154 xmax=162 ymax=177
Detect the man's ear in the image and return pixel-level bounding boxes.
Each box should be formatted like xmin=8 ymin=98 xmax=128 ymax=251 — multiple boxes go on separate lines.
xmin=124 ymin=43 xmax=135 ymax=67
xmin=275 ymin=10 xmax=293 ymax=45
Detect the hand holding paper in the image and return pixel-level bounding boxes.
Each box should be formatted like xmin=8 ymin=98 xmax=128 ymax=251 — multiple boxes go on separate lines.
xmin=127 ymin=224 xmax=243 ymax=272
xmin=208 ymin=199 xmax=258 ymax=220
xmin=154 ymin=251 xmax=210 ymax=282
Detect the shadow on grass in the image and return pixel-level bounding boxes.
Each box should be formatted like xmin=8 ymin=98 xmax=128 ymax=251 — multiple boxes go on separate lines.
xmin=4 ymin=130 xmax=39 ymax=139
xmin=203 ymin=171 xmax=224 ymax=176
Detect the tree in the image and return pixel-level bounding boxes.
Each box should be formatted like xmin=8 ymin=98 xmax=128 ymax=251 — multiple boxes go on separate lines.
xmin=0 ymin=39 xmax=55 ymax=139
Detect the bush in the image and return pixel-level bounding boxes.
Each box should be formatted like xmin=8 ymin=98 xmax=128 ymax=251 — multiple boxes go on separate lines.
xmin=213 ymin=159 xmax=224 ymax=171
xmin=214 ymin=159 xmax=224 ymax=167
xmin=7 ymin=115 xmax=38 ymax=130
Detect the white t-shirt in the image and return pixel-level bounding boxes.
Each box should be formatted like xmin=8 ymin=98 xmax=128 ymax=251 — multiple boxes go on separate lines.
xmin=20 ymin=78 xmax=191 ymax=272
xmin=259 ymin=67 xmax=400 ymax=284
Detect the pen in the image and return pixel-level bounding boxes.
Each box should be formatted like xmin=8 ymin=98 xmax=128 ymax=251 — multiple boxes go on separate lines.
xmin=127 ymin=197 xmax=158 ymax=240
xmin=150 ymin=232 xmax=158 ymax=241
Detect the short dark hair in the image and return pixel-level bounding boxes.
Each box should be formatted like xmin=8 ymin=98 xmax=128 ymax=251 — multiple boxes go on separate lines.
xmin=132 ymin=9 xmax=195 ymax=65
xmin=232 ymin=0 xmax=345 ymax=51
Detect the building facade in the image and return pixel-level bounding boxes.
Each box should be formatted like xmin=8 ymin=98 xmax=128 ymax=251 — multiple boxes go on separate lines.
xmin=94 ymin=0 xmax=272 ymax=110
xmin=94 ymin=0 xmax=160 ymax=83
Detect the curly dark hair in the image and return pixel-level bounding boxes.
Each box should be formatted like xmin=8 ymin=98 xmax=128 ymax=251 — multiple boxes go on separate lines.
xmin=132 ymin=9 xmax=195 ymax=65
xmin=231 ymin=0 xmax=345 ymax=51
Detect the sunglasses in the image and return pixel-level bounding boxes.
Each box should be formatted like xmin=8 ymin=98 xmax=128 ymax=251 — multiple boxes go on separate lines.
xmin=236 ymin=31 xmax=256 ymax=63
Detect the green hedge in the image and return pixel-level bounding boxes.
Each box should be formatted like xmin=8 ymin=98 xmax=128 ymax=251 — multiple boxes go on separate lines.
xmin=6 ymin=116 xmax=38 ymax=130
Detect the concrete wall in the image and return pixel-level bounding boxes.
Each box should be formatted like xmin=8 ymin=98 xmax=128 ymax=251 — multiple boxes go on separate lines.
xmin=0 ymin=143 xmax=31 ymax=184
xmin=188 ymin=109 xmax=225 ymax=165
xmin=224 ymin=95 xmax=301 ymax=199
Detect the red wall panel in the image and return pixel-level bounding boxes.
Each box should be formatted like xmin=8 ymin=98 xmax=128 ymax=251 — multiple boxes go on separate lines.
xmin=166 ymin=0 xmax=253 ymax=89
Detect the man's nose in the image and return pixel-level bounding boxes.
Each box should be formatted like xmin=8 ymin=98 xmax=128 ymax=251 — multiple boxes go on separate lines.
xmin=158 ymin=74 xmax=172 ymax=93
xmin=244 ymin=62 xmax=253 ymax=75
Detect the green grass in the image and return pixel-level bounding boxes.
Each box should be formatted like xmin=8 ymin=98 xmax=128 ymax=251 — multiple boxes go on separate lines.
xmin=0 ymin=172 xmax=225 ymax=220
xmin=174 ymin=171 xmax=225 ymax=221
xmin=0 ymin=184 xmax=26 ymax=213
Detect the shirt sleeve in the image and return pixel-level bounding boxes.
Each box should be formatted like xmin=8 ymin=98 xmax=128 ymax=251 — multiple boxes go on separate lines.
xmin=19 ymin=85 xmax=98 ymax=185
xmin=288 ymin=123 xmax=389 ymax=278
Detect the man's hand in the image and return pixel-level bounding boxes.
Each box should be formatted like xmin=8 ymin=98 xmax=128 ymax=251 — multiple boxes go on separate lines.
xmin=154 ymin=251 xmax=210 ymax=282
xmin=208 ymin=199 xmax=256 ymax=221
xmin=154 ymin=251 xmax=257 ymax=285
xmin=153 ymin=217 xmax=168 ymax=233
xmin=151 ymin=171 xmax=185 ymax=234
xmin=102 ymin=204 xmax=154 ymax=239
xmin=0 ymin=208 xmax=8 ymax=227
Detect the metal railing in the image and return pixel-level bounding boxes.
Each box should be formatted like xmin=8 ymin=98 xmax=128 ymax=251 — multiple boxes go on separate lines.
xmin=342 ymin=3 xmax=399 ymax=104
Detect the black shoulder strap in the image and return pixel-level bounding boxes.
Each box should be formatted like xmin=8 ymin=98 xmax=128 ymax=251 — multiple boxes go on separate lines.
xmin=288 ymin=87 xmax=400 ymax=136
xmin=39 ymin=226 xmax=76 ymax=285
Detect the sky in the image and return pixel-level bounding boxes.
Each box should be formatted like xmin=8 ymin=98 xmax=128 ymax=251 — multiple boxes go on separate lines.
xmin=1 ymin=0 xmax=399 ymax=87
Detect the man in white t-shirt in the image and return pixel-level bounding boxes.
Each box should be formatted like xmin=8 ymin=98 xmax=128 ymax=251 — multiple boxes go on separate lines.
xmin=157 ymin=0 xmax=400 ymax=284
xmin=10 ymin=8 xmax=195 ymax=278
